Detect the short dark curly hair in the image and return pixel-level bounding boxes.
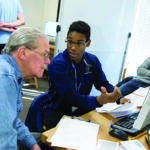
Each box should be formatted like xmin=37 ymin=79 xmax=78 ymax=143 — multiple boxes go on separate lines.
xmin=67 ymin=21 xmax=91 ymax=42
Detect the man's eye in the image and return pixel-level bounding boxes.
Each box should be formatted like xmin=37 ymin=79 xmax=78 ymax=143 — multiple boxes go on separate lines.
xmin=77 ymin=43 xmax=82 ymax=46
xmin=68 ymin=41 xmax=73 ymax=44
xmin=44 ymin=53 xmax=50 ymax=57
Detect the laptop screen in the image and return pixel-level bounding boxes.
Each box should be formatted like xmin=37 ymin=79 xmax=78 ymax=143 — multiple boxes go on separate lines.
xmin=133 ymin=89 xmax=150 ymax=130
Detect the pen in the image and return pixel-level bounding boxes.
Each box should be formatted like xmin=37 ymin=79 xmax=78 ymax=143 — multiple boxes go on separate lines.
xmin=115 ymin=114 xmax=129 ymax=118
xmin=145 ymin=136 xmax=150 ymax=149
xmin=148 ymin=129 xmax=150 ymax=141
xmin=108 ymin=120 xmax=112 ymax=133
xmin=71 ymin=116 xmax=91 ymax=122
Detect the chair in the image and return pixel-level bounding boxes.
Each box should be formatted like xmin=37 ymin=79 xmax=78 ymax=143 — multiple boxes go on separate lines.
xmin=25 ymin=77 xmax=38 ymax=88
xmin=25 ymin=92 xmax=48 ymax=132
xmin=122 ymin=67 xmax=127 ymax=80
xmin=117 ymin=66 xmax=134 ymax=87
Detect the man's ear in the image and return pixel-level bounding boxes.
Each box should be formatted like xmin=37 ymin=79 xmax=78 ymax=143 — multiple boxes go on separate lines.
xmin=17 ymin=46 xmax=26 ymax=60
xmin=86 ymin=40 xmax=91 ymax=47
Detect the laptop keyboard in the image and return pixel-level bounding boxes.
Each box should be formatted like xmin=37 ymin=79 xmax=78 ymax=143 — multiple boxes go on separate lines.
xmin=112 ymin=111 xmax=139 ymax=129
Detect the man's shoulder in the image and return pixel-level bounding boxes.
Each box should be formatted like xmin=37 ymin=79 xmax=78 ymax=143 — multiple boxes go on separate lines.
xmin=84 ymin=52 xmax=100 ymax=63
xmin=0 ymin=55 xmax=14 ymax=74
xmin=53 ymin=52 xmax=64 ymax=61
xmin=51 ymin=52 xmax=69 ymax=65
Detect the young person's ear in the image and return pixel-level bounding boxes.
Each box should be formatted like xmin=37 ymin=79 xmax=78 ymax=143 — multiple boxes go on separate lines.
xmin=17 ymin=46 xmax=26 ymax=60
xmin=86 ymin=40 xmax=91 ymax=47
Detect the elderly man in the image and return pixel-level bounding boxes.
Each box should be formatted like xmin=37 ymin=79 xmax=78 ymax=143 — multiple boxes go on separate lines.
xmin=0 ymin=27 xmax=51 ymax=150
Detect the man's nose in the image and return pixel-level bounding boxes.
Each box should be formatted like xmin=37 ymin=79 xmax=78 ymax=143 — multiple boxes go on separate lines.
xmin=45 ymin=57 xmax=50 ymax=64
xmin=71 ymin=44 xmax=77 ymax=50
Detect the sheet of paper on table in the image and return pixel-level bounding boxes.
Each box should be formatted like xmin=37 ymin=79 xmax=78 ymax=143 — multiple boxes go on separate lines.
xmin=121 ymin=140 xmax=147 ymax=150
xmin=125 ymin=87 xmax=149 ymax=107
xmin=96 ymin=102 xmax=137 ymax=118
xmin=96 ymin=139 xmax=146 ymax=150
xmin=133 ymin=87 xmax=149 ymax=97
xmin=50 ymin=117 xmax=100 ymax=150
xmin=96 ymin=139 xmax=119 ymax=150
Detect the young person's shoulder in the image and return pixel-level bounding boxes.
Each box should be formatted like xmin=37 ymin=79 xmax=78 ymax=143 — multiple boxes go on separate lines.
xmin=84 ymin=51 xmax=100 ymax=64
xmin=49 ymin=51 xmax=71 ymax=71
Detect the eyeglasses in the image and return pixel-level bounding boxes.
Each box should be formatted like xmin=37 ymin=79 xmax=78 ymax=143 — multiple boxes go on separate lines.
xmin=26 ymin=46 xmax=50 ymax=60
xmin=33 ymin=50 xmax=50 ymax=60
xmin=65 ymin=40 xmax=87 ymax=47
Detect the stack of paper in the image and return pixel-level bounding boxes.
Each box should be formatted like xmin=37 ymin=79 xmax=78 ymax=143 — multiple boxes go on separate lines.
xmin=125 ymin=88 xmax=149 ymax=107
xmin=50 ymin=117 xmax=100 ymax=150
xmin=96 ymin=102 xmax=137 ymax=118
xmin=96 ymin=139 xmax=146 ymax=150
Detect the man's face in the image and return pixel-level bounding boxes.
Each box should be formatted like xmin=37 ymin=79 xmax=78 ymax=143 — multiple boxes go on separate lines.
xmin=25 ymin=37 xmax=50 ymax=78
xmin=66 ymin=31 xmax=91 ymax=64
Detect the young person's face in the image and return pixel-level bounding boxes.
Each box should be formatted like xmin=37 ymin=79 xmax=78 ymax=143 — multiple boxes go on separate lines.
xmin=66 ymin=31 xmax=91 ymax=64
xmin=25 ymin=37 xmax=50 ymax=78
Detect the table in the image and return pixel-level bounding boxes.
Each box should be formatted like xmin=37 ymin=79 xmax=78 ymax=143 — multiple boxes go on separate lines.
xmin=41 ymin=110 xmax=149 ymax=149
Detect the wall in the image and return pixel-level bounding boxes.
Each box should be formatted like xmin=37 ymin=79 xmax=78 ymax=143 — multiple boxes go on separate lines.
xmin=20 ymin=0 xmax=44 ymax=30
xmin=124 ymin=0 xmax=150 ymax=77
xmin=42 ymin=0 xmax=59 ymax=31
xmin=56 ymin=0 xmax=136 ymax=86
xmin=20 ymin=0 xmax=58 ymax=32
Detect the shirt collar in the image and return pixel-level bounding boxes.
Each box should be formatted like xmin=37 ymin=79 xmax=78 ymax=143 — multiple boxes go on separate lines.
xmin=6 ymin=54 xmax=24 ymax=83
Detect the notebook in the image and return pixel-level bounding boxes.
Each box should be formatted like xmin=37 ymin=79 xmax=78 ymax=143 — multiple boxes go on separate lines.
xmin=111 ymin=89 xmax=150 ymax=136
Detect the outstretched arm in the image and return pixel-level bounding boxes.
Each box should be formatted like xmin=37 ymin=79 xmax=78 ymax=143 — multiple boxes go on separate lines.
xmin=96 ymin=86 xmax=130 ymax=105
xmin=96 ymin=86 xmax=121 ymax=105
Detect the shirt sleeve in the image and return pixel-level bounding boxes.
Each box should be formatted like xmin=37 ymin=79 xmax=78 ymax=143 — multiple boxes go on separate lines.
xmin=17 ymin=0 xmax=23 ymax=13
xmin=0 ymin=75 xmax=36 ymax=149
xmin=137 ymin=56 xmax=150 ymax=77
xmin=16 ymin=118 xmax=37 ymax=149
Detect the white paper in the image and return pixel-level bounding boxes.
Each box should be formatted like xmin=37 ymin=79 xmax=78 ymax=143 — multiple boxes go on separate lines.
xmin=96 ymin=103 xmax=122 ymax=112
xmin=96 ymin=102 xmax=137 ymax=118
xmin=108 ymin=109 xmax=138 ymax=118
xmin=125 ymin=93 xmax=145 ymax=107
xmin=97 ymin=139 xmax=119 ymax=150
xmin=51 ymin=118 xmax=99 ymax=150
xmin=121 ymin=140 xmax=147 ymax=150
xmin=133 ymin=87 xmax=149 ymax=97
xmin=96 ymin=103 xmax=135 ymax=113
xmin=44 ymin=21 xmax=59 ymax=36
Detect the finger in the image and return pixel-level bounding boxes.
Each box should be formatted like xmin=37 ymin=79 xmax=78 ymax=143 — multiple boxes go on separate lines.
xmin=120 ymin=98 xmax=131 ymax=104
xmin=101 ymin=86 xmax=107 ymax=93
xmin=110 ymin=87 xmax=121 ymax=100
xmin=125 ymin=98 xmax=131 ymax=103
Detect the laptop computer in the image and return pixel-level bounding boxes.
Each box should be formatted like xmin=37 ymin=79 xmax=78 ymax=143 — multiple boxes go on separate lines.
xmin=111 ymin=89 xmax=150 ymax=136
